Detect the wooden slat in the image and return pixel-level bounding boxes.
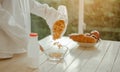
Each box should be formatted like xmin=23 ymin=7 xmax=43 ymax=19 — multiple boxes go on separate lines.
xmin=0 ymin=53 xmax=47 ymax=72
xmin=0 ymin=35 xmax=120 ymax=72
xmin=95 ymin=41 xmax=120 ymax=72
xmin=77 ymin=40 xmax=111 ymax=72
xmin=64 ymin=40 xmax=102 ymax=72
xmin=33 ymin=59 xmax=57 ymax=72
xmin=111 ymin=42 xmax=120 ymax=72
xmin=69 ymin=41 xmax=110 ymax=72
xmin=0 ymin=53 xmax=32 ymax=72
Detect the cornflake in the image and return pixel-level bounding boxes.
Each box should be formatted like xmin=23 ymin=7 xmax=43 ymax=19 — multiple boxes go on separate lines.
xmin=53 ymin=20 xmax=65 ymax=40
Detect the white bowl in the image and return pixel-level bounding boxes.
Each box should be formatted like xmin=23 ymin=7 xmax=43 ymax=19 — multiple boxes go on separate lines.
xmin=44 ymin=45 xmax=68 ymax=61
xmin=78 ymin=42 xmax=97 ymax=48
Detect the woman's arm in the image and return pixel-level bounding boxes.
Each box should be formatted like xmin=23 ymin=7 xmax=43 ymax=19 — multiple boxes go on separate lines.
xmin=29 ymin=0 xmax=68 ymax=36
xmin=30 ymin=0 xmax=59 ymax=20
xmin=29 ymin=0 xmax=61 ymax=26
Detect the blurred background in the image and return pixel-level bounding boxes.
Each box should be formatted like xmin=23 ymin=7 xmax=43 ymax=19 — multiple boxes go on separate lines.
xmin=31 ymin=0 xmax=120 ymax=41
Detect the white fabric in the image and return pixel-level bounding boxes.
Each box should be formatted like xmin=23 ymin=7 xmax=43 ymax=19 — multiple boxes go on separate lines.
xmin=0 ymin=0 xmax=68 ymax=55
xmin=0 ymin=2 xmax=27 ymax=54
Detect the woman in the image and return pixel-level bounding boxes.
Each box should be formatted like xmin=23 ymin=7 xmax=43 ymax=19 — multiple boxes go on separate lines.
xmin=0 ymin=0 xmax=68 ymax=59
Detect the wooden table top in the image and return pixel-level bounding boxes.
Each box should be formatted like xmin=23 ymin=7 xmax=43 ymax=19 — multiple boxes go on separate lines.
xmin=0 ymin=36 xmax=120 ymax=72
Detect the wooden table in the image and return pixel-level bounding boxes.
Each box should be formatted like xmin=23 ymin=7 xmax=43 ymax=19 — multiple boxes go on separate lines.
xmin=0 ymin=36 xmax=120 ymax=72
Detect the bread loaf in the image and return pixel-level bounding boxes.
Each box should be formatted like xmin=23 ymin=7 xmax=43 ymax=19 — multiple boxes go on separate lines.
xmin=69 ymin=34 xmax=97 ymax=43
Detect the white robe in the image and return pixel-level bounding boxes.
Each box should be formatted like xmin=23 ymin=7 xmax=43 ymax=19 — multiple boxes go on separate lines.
xmin=0 ymin=0 xmax=68 ymax=54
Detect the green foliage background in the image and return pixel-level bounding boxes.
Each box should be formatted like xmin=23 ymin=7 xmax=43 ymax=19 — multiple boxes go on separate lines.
xmin=31 ymin=0 xmax=120 ymax=41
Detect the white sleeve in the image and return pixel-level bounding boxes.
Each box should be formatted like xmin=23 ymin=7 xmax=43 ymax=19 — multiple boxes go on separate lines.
xmin=29 ymin=0 xmax=68 ymax=36
xmin=0 ymin=9 xmax=28 ymax=48
xmin=29 ymin=0 xmax=61 ymax=26
xmin=29 ymin=0 xmax=59 ymax=20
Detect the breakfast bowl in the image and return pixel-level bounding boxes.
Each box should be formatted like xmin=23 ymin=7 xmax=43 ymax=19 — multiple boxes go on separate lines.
xmin=78 ymin=42 xmax=98 ymax=48
xmin=44 ymin=43 xmax=69 ymax=61
xmin=69 ymin=30 xmax=100 ymax=48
